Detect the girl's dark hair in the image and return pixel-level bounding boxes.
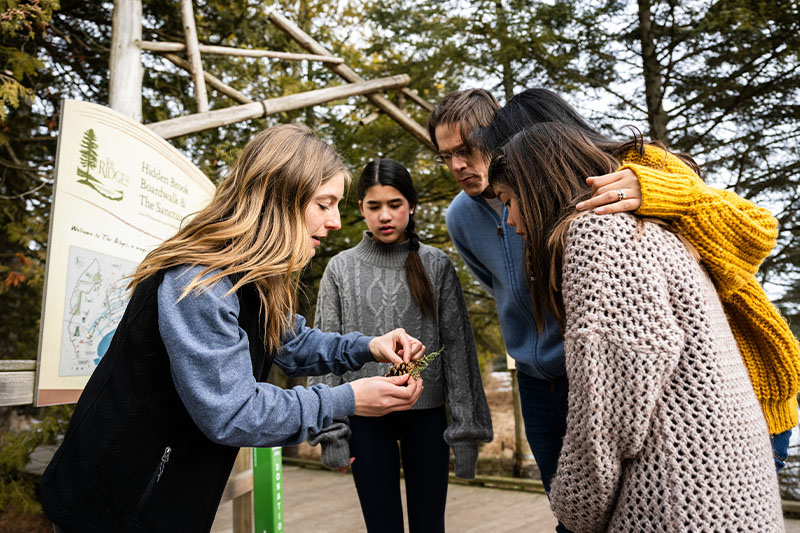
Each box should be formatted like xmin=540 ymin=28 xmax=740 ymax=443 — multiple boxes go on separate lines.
xmin=488 ymin=123 xmax=617 ymax=329
xmin=473 ymin=88 xmax=607 ymax=155
xmin=473 ymin=87 xmax=703 ymax=177
xmin=489 ymin=123 xmax=696 ymax=329
xmin=359 ymin=159 xmax=437 ymax=320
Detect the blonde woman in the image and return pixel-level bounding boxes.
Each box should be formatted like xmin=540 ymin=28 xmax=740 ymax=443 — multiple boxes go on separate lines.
xmin=40 ymin=124 xmax=425 ymax=533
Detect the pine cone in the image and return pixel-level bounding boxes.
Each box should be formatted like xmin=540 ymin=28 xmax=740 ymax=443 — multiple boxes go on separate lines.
xmin=383 ymin=346 xmax=445 ymax=379
xmin=385 ymin=362 xmax=412 ymax=377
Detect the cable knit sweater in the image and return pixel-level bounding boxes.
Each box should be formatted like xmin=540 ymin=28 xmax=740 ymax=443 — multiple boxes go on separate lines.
xmin=550 ymin=212 xmax=782 ymax=532
xmin=308 ymin=232 xmax=493 ymax=478
xmin=623 ymin=145 xmax=800 ymax=434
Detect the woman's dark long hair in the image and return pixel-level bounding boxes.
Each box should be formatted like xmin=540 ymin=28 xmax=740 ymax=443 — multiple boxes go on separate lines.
xmin=489 ymin=123 xmax=696 ymax=329
xmin=488 ymin=123 xmax=617 ymax=329
xmin=359 ymin=159 xmax=437 ymax=320
xmin=473 ymin=87 xmax=703 ymax=177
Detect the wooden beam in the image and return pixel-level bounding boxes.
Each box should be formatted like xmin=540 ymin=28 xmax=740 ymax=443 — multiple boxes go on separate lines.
xmin=179 ymin=0 xmax=209 ymax=113
xmin=0 ymin=371 xmax=35 ymax=406
xmin=359 ymin=111 xmax=381 ymax=126
xmin=148 ymin=74 xmax=411 ymax=139
xmin=358 ymin=111 xmax=381 ymax=126
xmin=109 ymin=0 xmax=144 ymax=121
xmin=137 ymin=41 xmax=343 ymax=64
xmin=267 ymin=10 xmax=435 ymax=151
xmin=161 ymin=53 xmax=254 ymax=104
xmin=401 ymin=88 xmax=434 ymax=112
xmin=0 ymin=360 xmax=36 ymax=371
xmin=232 ymin=449 xmax=253 ymax=533
xmin=220 ymin=469 xmax=254 ymax=504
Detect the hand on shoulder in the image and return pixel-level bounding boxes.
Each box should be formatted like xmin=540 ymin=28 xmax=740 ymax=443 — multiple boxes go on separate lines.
xmin=576 ymin=169 xmax=642 ymax=215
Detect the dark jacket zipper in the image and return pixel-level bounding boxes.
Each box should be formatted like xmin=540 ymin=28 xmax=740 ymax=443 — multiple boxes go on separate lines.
xmin=134 ymin=446 xmax=172 ymax=514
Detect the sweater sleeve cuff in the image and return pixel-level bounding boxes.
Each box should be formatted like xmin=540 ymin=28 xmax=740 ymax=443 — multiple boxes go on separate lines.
xmin=355 ymin=336 xmax=375 ymax=366
xmin=329 ymin=383 xmax=357 ymax=419
xmin=452 ymin=442 xmax=479 ymax=479
xmin=621 ymin=161 xmax=700 ymax=219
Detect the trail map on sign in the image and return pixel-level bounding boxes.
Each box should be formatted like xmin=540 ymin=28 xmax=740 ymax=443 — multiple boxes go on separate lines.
xmin=59 ymin=246 xmax=136 ymax=376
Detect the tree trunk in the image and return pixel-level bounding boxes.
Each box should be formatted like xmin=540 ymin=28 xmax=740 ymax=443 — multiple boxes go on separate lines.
xmin=495 ymin=0 xmax=515 ymax=101
xmin=637 ymin=0 xmax=669 ymax=143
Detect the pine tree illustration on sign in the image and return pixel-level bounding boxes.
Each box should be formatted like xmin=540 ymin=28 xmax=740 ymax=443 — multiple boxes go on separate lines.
xmin=76 ymin=128 xmax=124 ymax=201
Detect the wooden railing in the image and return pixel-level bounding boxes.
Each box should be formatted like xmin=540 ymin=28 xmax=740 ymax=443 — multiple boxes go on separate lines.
xmin=0 ymin=360 xmax=36 ymax=406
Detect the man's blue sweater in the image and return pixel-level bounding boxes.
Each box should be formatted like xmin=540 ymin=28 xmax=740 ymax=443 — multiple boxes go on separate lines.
xmin=446 ymin=191 xmax=565 ymax=379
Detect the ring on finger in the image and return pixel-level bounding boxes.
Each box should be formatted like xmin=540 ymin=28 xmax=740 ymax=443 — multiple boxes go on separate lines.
xmin=617 ymin=188 xmax=625 ymax=202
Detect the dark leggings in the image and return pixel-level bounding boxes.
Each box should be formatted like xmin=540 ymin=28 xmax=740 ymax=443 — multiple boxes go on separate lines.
xmin=349 ymin=406 xmax=450 ymax=533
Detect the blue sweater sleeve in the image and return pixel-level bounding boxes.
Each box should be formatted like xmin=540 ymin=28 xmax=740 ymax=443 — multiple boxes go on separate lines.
xmin=157 ymin=266 xmax=372 ymax=448
xmin=275 ymin=314 xmax=374 ymax=377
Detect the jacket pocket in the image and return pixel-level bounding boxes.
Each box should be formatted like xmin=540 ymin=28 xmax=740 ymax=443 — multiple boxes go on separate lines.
xmin=134 ymin=446 xmax=172 ymax=514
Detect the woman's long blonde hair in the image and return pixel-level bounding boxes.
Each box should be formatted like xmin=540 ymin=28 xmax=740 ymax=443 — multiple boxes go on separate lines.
xmin=129 ymin=123 xmax=349 ymax=352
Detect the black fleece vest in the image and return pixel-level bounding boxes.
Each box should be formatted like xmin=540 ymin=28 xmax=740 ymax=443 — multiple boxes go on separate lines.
xmin=40 ymin=270 xmax=271 ymax=533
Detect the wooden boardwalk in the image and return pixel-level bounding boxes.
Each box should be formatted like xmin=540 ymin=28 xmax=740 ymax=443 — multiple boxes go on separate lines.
xmin=211 ymin=465 xmax=557 ymax=532
xmin=211 ymin=465 xmax=800 ymax=532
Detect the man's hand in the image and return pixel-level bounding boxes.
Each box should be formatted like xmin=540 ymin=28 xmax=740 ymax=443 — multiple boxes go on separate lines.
xmin=576 ymin=168 xmax=642 ymax=214
xmin=350 ymin=374 xmax=424 ymax=416
xmin=368 ymin=328 xmax=426 ymax=364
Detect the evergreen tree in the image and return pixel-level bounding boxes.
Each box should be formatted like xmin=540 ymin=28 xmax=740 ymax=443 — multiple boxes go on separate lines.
xmin=552 ymin=0 xmax=800 ymax=326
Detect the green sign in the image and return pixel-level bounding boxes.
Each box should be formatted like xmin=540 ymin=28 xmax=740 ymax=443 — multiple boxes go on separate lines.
xmin=253 ymin=447 xmax=284 ymax=532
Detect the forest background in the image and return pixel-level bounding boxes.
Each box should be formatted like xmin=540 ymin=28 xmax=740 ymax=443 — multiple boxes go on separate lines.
xmin=1 ymin=0 xmax=800 ymax=522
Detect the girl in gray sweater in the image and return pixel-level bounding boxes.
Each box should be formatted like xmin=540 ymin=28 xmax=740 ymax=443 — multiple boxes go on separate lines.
xmin=308 ymin=159 xmax=493 ymax=533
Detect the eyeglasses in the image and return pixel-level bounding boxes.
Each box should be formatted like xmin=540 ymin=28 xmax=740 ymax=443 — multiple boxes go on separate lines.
xmin=434 ymin=146 xmax=470 ymax=165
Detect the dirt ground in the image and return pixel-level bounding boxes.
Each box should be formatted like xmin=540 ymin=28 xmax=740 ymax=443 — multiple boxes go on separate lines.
xmin=480 ymin=371 xmax=517 ymax=456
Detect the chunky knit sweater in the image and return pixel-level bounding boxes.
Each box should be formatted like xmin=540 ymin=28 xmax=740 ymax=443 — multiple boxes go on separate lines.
xmin=550 ymin=212 xmax=782 ymax=532
xmin=623 ymin=145 xmax=800 ymax=434
xmin=308 ymin=232 xmax=493 ymax=478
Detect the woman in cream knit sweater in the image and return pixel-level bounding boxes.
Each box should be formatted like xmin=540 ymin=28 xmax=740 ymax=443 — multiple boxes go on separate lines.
xmin=489 ymin=123 xmax=783 ymax=531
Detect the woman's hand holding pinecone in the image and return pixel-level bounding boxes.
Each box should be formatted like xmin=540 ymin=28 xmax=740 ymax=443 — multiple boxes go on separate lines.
xmin=350 ymin=374 xmax=424 ymax=416
xmin=368 ymin=328 xmax=426 ymax=365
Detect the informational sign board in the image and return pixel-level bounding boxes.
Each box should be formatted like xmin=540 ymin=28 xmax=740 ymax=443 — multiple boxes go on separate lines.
xmin=34 ymin=100 xmax=216 ymax=406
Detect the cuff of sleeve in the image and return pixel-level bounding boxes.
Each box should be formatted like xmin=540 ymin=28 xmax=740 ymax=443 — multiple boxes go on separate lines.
xmin=329 ymin=383 xmax=357 ymax=419
xmin=354 ymin=335 xmax=375 ymax=365
xmin=621 ymin=162 xmax=699 ymax=219
xmin=453 ymin=442 xmax=479 ymax=479
xmin=320 ymin=437 xmax=351 ymax=469
xmin=308 ymin=420 xmax=352 ymax=469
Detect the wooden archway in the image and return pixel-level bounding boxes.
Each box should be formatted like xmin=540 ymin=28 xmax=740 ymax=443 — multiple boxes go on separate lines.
xmin=109 ymin=0 xmax=434 ymax=148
